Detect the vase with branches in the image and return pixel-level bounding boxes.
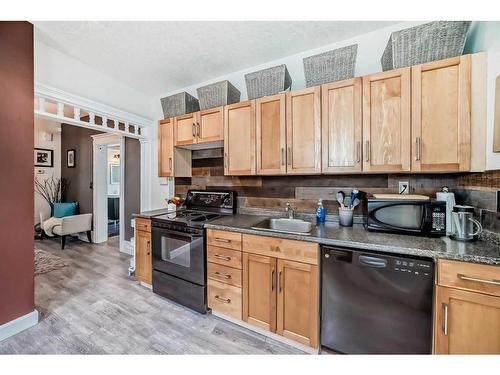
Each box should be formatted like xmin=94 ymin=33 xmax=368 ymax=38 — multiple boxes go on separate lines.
xmin=34 ymin=176 xmax=68 ymax=213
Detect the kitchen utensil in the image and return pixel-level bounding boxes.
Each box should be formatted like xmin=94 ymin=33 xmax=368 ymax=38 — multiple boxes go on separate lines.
xmin=350 ymin=189 xmax=359 ymax=207
xmin=436 ymin=187 xmax=456 ymax=235
xmin=450 ymin=205 xmax=482 ymax=242
xmin=338 ymin=207 xmax=354 ymax=227
xmin=336 ymin=191 xmax=345 ymax=208
xmin=343 ymin=196 xmax=351 ymax=208
xmin=351 ymin=198 xmax=361 ymax=208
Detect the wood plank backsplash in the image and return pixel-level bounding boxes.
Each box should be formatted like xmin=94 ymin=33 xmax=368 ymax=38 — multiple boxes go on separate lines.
xmin=174 ymin=148 xmax=500 ymax=215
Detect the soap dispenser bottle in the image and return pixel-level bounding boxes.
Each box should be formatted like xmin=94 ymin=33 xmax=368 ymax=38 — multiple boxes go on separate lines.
xmin=316 ymin=199 xmax=326 ymax=224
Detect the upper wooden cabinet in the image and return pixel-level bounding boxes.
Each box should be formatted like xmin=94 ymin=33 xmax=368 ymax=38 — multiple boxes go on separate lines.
xmin=224 ymin=101 xmax=256 ymax=175
xmin=321 ymin=78 xmax=362 ymax=173
xmin=286 ymin=87 xmax=322 ymax=174
xmin=362 ymin=67 xmax=411 ymax=172
xmin=174 ymin=112 xmax=197 ymax=146
xmin=256 ymin=93 xmax=286 ymax=175
xmin=412 ymin=55 xmax=471 ymax=172
xmin=158 ymin=119 xmax=191 ymax=177
xmin=158 ymin=118 xmax=174 ymax=177
xmin=197 ymin=107 xmax=224 ymax=144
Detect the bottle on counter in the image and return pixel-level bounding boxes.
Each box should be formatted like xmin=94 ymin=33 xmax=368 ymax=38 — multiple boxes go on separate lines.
xmin=316 ymin=199 xmax=326 ymax=224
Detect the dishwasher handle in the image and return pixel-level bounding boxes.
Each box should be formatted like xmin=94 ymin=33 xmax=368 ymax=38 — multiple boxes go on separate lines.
xmin=359 ymin=255 xmax=388 ymax=268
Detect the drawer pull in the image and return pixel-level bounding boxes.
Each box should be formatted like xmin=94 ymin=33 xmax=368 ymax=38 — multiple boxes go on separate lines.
xmin=214 ymin=295 xmax=231 ymax=304
xmin=214 ymin=271 xmax=231 ymax=279
xmin=213 ymin=254 xmax=231 ymax=261
xmin=270 ymin=269 xmax=275 ymax=291
xmin=457 ymin=273 xmax=500 ymax=286
xmin=278 ymin=271 xmax=283 ymax=293
xmin=442 ymin=303 xmax=448 ymax=336
xmin=214 ymin=237 xmax=231 ymax=243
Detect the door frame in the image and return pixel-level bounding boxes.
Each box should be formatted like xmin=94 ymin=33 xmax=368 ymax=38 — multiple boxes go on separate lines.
xmin=91 ymin=133 xmax=126 ymax=252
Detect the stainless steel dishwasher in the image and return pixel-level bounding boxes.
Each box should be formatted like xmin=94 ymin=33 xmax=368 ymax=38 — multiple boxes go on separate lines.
xmin=321 ymin=246 xmax=434 ymax=354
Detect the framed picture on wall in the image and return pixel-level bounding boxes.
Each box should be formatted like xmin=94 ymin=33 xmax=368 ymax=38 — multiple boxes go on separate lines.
xmin=67 ymin=149 xmax=76 ymax=168
xmin=34 ymin=148 xmax=53 ymax=167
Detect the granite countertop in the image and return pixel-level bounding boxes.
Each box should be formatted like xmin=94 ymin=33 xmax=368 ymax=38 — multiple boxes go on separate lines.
xmin=205 ymin=214 xmax=500 ymax=266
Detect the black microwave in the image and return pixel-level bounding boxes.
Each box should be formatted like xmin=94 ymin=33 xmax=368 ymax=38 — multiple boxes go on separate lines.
xmin=365 ymin=199 xmax=446 ymax=237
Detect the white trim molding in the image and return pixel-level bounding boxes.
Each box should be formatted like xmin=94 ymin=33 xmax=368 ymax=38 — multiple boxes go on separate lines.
xmin=0 ymin=310 xmax=39 ymax=342
xmin=35 ymin=82 xmax=153 ymax=140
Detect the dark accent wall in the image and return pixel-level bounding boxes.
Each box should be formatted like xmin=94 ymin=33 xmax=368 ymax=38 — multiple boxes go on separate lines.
xmin=61 ymin=124 xmax=102 ymax=213
xmin=176 ymin=149 xmax=500 ymax=232
xmin=124 ymin=138 xmax=141 ymax=241
xmin=0 ymin=22 xmax=35 ymax=325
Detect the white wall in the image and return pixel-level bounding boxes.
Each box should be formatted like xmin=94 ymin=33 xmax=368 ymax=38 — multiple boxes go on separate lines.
xmin=465 ymin=21 xmax=500 ymax=170
xmin=34 ymin=38 xmax=152 ymax=119
xmin=34 ymin=118 xmax=61 ymax=223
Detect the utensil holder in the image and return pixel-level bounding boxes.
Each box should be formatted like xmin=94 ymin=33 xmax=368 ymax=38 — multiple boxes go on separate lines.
xmin=339 ymin=207 xmax=354 ymax=227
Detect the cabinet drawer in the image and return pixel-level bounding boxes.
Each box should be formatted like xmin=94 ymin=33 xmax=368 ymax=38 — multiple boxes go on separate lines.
xmin=207 ymin=229 xmax=242 ymax=250
xmin=207 ymin=246 xmax=242 ymax=269
xmin=242 ymin=234 xmax=319 ymax=265
xmin=208 ymin=262 xmax=242 ymax=287
xmin=438 ymin=260 xmax=500 ymax=297
xmin=135 ymin=218 xmax=151 ymax=233
xmin=208 ymin=279 xmax=242 ymax=320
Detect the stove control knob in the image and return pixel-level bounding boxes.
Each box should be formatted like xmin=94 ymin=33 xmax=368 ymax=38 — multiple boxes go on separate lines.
xmin=324 ymin=253 xmax=330 ymax=259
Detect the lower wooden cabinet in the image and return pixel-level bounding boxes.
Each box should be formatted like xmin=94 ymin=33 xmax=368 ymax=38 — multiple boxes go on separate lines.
xmin=135 ymin=222 xmax=152 ymax=285
xmin=276 ymin=259 xmax=319 ymax=348
xmin=434 ymin=259 xmax=500 ymax=354
xmin=434 ymin=286 xmax=500 ymax=354
xmin=242 ymin=253 xmax=277 ymax=332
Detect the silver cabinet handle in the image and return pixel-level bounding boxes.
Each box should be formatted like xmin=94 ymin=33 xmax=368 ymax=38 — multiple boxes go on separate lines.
xmin=168 ymin=157 xmax=172 ymax=171
xmin=213 ymin=254 xmax=231 ymax=261
xmin=281 ymin=147 xmax=285 ymax=166
xmin=457 ymin=274 xmax=500 ymax=286
xmin=415 ymin=137 xmax=421 ymax=161
xmin=287 ymin=147 xmax=292 ymax=166
xmin=214 ymin=237 xmax=230 ymax=243
xmin=192 ymin=123 xmax=196 ymax=138
xmin=442 ymin=303 xmax=448 ymax=336
xmin=356 ymin=141 xmax=361 ymax=163
xmin=196 ymin=122 xmax=200 ymax=138
xmin=270 ymin=269 xmax=275 ymax=291
xmin=215 ymin=295 xmax=231 ymax=304
xmin=214 ymin=271 xmax=231 ymax=279
xmin=278 ymin=271 xmax=283 ymax=293
xmin=365 ymin=140 xmax=370 ymax=162
xmin=224 ymin=152 xmax=228 ymax=169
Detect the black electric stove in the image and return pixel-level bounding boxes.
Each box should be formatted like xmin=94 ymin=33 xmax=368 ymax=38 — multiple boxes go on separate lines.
xmin=151 ymin=190 xmax=236 ymax=313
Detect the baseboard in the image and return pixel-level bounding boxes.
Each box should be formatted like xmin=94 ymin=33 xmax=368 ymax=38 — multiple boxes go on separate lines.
xmin=211 ymin=311 xmax=318 ymax=354
xmin=0 ymin=310 xmax=39 ymax=342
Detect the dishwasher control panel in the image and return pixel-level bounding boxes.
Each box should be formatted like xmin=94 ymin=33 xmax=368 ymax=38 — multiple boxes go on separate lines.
xmin=393 ymin=258 xmax=433 ymax=277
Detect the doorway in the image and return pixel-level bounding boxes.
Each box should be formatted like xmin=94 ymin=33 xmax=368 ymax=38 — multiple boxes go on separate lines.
xmin=92 ymin=134 xmax=125 ymax=249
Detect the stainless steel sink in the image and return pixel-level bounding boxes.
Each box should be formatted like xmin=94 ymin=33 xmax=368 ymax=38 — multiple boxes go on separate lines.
xmin=251 ymin=218 xmax=313 ymax=235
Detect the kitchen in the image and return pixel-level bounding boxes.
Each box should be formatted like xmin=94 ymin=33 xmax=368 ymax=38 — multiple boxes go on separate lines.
xmin=133 ymin=20 xmax=500 ymax=355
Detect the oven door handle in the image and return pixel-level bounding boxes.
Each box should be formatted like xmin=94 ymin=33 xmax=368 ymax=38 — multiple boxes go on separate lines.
xmin=153 ymin=227 xmax=203 ymax=240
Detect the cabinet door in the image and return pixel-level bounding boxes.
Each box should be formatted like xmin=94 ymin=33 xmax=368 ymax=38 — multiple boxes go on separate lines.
xmin=434 ymin=286 xmax=500 ymax=354
xmin=256 ymin=93 xmax=286 ymax=175
xmin=158 ymin=119 xmax=174 ymax=177
xmin=412 ymin=55 xmax=471 ymax=172
xmin=197 ymin=106 xmax=224 ymax=143
xmin=242 ymin=253 xmax=277 ymax=332
xmin=224 ymin=101 xmax=256 ymax=175
xmin=135 ymin=229 xmax=152 ymax=285
xmin=362 ymin=68 xmax=411 ymax=172
xmin=174 ymin=112 xmax=197 ymax=146
xmin=277 ymin=259 xmax=319 ymax=348
xmin=321 ymin=78 xmax=362 ymax=173
xmin=286 ymin=87 xmax=321 ymax=174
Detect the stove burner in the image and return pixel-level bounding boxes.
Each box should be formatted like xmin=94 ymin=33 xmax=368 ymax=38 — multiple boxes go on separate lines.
xmin=190 ymin=213 xmax=220 ymax=222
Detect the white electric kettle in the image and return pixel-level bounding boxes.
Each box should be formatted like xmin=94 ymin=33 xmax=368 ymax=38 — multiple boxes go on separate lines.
xmin=450 ymin=205 xmax=482 ymax=242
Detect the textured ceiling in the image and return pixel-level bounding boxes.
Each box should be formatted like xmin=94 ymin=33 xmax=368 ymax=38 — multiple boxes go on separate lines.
xmin=34 ymin=21 xmax=398 ymax=96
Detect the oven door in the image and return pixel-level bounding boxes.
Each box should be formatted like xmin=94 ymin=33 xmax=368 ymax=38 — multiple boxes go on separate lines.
xmin=152 ymin=227 xmax=205 ymax=286
xmin=367 ymin=201 xmax=425 ymax=234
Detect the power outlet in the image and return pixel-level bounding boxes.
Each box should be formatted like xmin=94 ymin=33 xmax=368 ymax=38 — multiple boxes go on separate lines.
xmin=399 ymin=181 xmax=409 ymax=195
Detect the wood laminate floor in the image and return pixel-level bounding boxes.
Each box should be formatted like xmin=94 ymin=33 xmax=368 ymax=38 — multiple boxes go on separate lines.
xmin=0 ymin=236 xmax=303 ymax=354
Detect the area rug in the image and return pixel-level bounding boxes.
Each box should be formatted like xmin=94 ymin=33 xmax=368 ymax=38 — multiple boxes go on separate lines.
xmin=34 ymin=248 xmax=67 ymax=275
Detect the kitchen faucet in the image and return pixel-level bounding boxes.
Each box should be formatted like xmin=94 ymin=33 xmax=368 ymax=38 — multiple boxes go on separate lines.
xmin=285 ymin=202 xmax=295 ymax=219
